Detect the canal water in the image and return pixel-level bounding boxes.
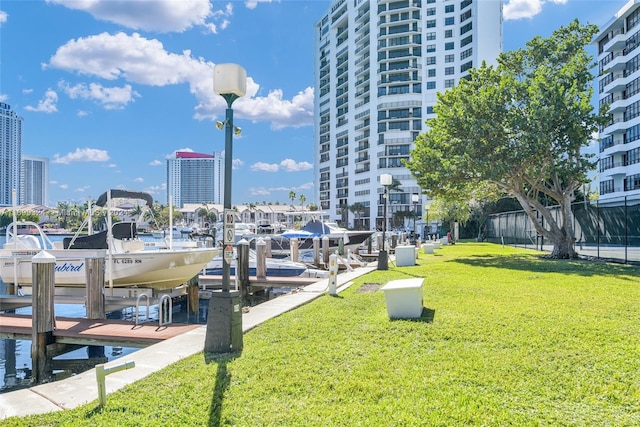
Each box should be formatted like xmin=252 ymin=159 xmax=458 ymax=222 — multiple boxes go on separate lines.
xmin=0 ymin=234 xmax=207 ymax=394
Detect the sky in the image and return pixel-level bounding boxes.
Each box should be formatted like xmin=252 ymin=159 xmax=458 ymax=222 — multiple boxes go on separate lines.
xmin=0 ymin=0 xmax=631 ymax=207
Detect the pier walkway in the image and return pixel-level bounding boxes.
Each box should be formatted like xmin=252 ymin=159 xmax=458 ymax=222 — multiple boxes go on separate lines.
xmin=0 ymin=264 xmax=377 ymax=420
xmin=0 ymin=315 xmax=201 ymax=347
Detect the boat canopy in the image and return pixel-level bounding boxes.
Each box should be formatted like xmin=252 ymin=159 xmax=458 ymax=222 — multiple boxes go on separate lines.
xmin=95 ymin=190 xmax=153 ymax=208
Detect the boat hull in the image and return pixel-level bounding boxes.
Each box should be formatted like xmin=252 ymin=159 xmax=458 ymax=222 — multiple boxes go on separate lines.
xmin=0 ymin=248 xmax=218 ymax=290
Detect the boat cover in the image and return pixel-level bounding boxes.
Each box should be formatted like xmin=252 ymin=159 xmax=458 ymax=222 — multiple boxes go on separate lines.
xmin=95 ymin=190 xmax=153 ymax=208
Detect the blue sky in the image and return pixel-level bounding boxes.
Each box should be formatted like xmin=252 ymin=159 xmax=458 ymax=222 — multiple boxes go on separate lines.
xmin=0 ymin=0 xmax=629 ymax=207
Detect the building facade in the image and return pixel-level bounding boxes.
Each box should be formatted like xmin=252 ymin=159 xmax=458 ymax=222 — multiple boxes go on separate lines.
xmin=166 ymin=151 xmax=224 ymax=207
xmin=21 ymin=155 xmax=49 ymax=206
xmin=0 ymin=102 xmax=23 ymax=206
xmin=314 ymin=0 xmax=502 ymax=230
xmin=595 ymin=0 xmax=640 ymax=204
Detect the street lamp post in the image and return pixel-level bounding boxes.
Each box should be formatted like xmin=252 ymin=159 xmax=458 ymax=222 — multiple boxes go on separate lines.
xmin=205 ymin=63 xmax=246 ymax=355
xmin=412 ymin=193 xmax=419 ymax=243
xmin=424 ymin=200 xmax=431 ymax=240
xmin=378 ymin=174 xmax=393 ymax=270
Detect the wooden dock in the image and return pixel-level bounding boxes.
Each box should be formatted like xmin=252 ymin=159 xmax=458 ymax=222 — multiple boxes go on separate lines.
xmin=0 ymin=314 xmax=200 ymax=348
xmin=198 ymin=274 xmax=323 ymax=288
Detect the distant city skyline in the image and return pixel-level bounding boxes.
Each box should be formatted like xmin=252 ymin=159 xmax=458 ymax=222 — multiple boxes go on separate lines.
xmin=0 ymin=0 xmax=630 ymax=207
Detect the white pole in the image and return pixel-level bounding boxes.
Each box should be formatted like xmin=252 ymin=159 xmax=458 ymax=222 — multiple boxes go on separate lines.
xmin=88 ymin=196 xmax=93 ymax=235
xmin=11 ymin=189 xmax=17 ymax=248
xmin=107 ymin=190 xmax=113 ymax=291
xmin=169 ymin=195 xmax=173 ymax=249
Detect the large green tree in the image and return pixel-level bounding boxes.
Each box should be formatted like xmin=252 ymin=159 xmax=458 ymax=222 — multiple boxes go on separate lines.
xmin=406 ymin=20 xmax=608 ymax=259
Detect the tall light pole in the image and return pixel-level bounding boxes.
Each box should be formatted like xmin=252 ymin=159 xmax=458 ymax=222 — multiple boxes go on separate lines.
xmin=378 ymin=174 xmax=392 ymax=270
xmin=424 ymin=200 xmax=432 ymax=239
xmin=205 ymin=63 xmax=246 ymax=354
xmin=412 ymin=193 xmax=419 ymax=241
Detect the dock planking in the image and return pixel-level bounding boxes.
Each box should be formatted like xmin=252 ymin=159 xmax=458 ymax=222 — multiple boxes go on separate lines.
xmin=0 ymin=314 xmax=200 ymax=348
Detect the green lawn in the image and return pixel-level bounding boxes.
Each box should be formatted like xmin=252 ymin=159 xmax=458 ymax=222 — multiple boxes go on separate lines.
xmin=4 ymin=242 xmax=640 ymax=426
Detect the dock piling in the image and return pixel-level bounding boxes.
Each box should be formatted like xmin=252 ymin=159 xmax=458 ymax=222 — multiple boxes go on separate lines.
xmin=85 ymin=252 xmax=106 ymax=319
xmin=31 ymin=251 xmax=56 ymax=384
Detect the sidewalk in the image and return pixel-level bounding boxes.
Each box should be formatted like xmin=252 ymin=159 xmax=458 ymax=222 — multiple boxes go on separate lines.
xmin=0 ymin=265 xmax=376 ymax=420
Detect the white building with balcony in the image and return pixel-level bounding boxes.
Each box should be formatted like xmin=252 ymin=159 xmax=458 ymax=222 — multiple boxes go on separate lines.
xmin=594 ymin=0 xmax=640 ymax=203
xmin=314 ymin=0 xmax=502 ymax=231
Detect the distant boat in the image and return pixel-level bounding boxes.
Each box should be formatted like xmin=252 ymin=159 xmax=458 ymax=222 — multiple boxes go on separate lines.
xmin=243 ymin=215 xmax=374 ymax=258
xmin=0 ymin=190 xmax=219 ymax=290
xmin=203 ymin=249 xmax=310 ymax=277
xmin=150 ymin=225 xmax=197 ymax=239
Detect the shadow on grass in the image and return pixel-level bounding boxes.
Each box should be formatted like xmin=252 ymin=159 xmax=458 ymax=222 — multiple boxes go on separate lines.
xmin=450 ymin=254 xmax=640 ymax=279
xmin=389 ymin=307 xmax=435 ymax=323
xmin=204 ymin=353 xmax=240 ymax=427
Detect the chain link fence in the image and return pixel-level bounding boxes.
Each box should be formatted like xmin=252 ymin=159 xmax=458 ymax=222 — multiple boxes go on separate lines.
xmin=486 ymin=197 xmax=640 ymax=264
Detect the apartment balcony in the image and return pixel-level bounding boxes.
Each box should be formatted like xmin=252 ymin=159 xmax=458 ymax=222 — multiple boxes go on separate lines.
xmin=608 ymin=95 xmax=628 ymax=113
xmin=603 ymin=72 xmax=629 ymax=93
xmin=355 ymin=29 xmax=370 ymax=45
xmin=602 ymin=29 xmax=626 ymax=53
xmin=356 ymin=142 xmax=369 ymax=152
xmin=602 ymin=118 xmax=627 ymax=134
xmin=601 ymin=51 xmax=625 ymax=73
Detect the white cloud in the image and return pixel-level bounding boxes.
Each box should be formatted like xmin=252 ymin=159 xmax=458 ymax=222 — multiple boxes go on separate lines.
xmin=251 ymin=162 xmax=279 ymax=172
xmin=24 ymin=89 xmax=58 ymax=113
xmin=53 ymin=148 xmax=110 ymax=164
xmin=46 ymin=0 xmax=215 ymax=33
xmin=76 ymin=110 xmax=89 ymax=117
xmin=503 ymin=0 xmax=567 ymax=21
xmin=249 ymin=187 xmax=271 ymax=196
xmin=232 ymin=158 xmax=244 ymax=170
xmin=150 ymin=160 xmax=162 ymax=166
xmin=59 ymin=80 xmax=140 ymax=110
xmin=279 ymin=158 xmax=313 ymax=172
xmin=251 ymin=159 xmax=313 ymax=172
xmin=46 ymin=32 xmax=314 ymax=129
xmin=59 ymin=184 xmax=69 ymax=190
xmin=22 ymin=88 xmax=33 ymax=94
xmin=0 ymin=94 xmax=7 ymax=102
xmin=0 ymin=10 xmax=7 ymax=25
xmin=134 ymin=177 xmax=144 ymax=183
xmin=245 ymin=0 xmax=274 ymax=10
xmin=74 ymin=185 xmax=91 ymax=193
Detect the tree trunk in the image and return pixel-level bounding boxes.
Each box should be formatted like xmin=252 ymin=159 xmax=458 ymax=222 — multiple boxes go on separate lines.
xmin=547 ymin=226 xmax=577 ymax=259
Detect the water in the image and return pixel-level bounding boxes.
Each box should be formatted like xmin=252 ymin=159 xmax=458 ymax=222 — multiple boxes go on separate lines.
xmin=0 ymin=234 xmax=186 ymax=394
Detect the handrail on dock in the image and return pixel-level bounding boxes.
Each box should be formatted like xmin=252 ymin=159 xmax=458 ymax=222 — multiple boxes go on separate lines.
xmin=135 ymin=294 xmax=150 ymax=325
xmin=158 ymin=294 xmax=172 ymax=326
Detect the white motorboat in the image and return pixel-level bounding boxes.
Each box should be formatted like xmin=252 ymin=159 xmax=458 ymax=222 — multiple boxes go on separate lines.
xmin=203 ymin=249 xmax=310 ymax=277
xmin=0 ymin=190 xmax=219 ymax=290
xmin=150 ymin=225 xmax=197 ymax=239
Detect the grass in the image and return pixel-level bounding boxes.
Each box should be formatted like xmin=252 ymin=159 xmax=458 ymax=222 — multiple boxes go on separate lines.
xmin=4 ymin=242 xmax=640 ymax=426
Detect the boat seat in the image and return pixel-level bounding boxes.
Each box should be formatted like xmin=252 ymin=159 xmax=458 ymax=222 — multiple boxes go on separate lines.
xmin=64 ymin=230 xmax=108 ymax=249
xmin=112 ymin=222 xmax=137 ymax=240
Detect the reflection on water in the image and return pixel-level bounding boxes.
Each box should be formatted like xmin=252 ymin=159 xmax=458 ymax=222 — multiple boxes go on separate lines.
xmin=0 ymin=234 xmax=185 ymax=394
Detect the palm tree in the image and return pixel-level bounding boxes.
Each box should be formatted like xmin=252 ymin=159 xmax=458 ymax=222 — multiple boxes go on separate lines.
xmin=288 ymin=191 xmax=296 ymax=207
xmin=298 ymin=194 xmax=306 ymax=214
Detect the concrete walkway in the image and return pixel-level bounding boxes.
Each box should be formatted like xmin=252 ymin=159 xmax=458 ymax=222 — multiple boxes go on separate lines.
xmin=0 ymin=265 xmax=376 ymax=420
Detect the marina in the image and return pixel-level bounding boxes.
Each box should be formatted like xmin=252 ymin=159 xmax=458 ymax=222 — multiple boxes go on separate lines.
xmin=0 ymin=194 xmax=386 ymax=395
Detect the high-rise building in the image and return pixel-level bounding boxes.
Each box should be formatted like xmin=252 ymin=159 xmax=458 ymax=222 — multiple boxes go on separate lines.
xmin=21 ymin=155 xmax=49 ymax=206
xmin=594 ymin=0 xmax=640 ymax=203
xmin=167 ymin=151 xmax=224 ymax=207
xmin=0 ymin=102 xmax=23 ymax=206
xmin=314 ymin=0 xmax=502 ymax=230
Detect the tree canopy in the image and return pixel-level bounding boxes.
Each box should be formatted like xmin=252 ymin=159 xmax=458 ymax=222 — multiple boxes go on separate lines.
xmin=406 ymin=20 xmax=608 ymax=258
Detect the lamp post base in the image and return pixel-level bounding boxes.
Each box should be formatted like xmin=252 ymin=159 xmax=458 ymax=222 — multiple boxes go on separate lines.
xmin=204 ymin=290 xmax=243 ymax=354
xmin=377 ymin=250 xmax=389 ymax=270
